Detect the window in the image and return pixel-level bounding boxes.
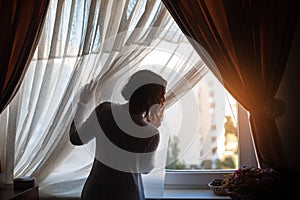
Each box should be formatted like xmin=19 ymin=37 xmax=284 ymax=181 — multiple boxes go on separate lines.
xmin=138 ymin=47 xmax=258 ymax=190
xmin=162 ymin=71 xmax=258 ymax=189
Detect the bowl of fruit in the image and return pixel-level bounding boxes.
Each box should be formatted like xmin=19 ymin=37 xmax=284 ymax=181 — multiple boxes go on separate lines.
xmin=208 ymin=179 xmax=227 ymax=196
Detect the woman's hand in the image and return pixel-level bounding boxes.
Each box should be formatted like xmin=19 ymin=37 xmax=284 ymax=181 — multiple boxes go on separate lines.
xmin=146 ymin=104 xmax=165 ymax=128
xmin=79 ymin=80 xmax=97 ymax=104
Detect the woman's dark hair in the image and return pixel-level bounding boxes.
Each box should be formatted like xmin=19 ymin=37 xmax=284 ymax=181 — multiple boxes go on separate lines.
xmin=121 ymin=70 xmax=167 ymax=115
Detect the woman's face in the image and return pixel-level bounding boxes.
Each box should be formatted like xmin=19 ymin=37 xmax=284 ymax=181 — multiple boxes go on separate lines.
xmin=159 ymin=95 xmax=166 ymax=105
xmin=159 ymin=87 xmax=166 ymax=105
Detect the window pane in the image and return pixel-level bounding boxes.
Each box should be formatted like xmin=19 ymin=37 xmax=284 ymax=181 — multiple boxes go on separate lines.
xmin=165 ymin=71 xmax=238 ymax=170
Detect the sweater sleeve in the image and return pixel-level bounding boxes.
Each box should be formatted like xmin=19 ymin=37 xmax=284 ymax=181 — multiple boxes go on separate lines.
xmin=69 ymin=120 xmax=84 ymax=145
xmin=69 ymin=103 xmax=106 ymax=145
xmin=139 ymin=132 xmax=160 ymax=174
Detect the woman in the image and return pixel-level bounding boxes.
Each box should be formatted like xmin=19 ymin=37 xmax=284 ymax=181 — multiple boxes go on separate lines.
xmin=69 ymin=70 xmax=167 ymax=200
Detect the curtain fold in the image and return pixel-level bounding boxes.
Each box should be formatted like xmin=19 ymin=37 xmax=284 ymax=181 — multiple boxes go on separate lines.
xmin=0 ymin=0 xmax=210 ymax=198
xmin=0 ymin=0 xmax=50 ymax=114
xmin=162 ymin=0 xmax=300 ymax=171
xmin=0 ymin=0 xmax=50 ymax=183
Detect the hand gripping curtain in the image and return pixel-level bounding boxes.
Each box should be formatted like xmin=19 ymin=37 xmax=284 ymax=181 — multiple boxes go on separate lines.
xmin=162 ymin=0 xmax=300 ymax=171
xmin=0 ymin=0 xmax=49 ymax=182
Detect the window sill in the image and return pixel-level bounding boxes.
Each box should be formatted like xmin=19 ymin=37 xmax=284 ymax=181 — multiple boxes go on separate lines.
xmin=39 ymin=189 xmax=231 ymax=200
xmin=147 ymin=189 xmax=230 ymax=200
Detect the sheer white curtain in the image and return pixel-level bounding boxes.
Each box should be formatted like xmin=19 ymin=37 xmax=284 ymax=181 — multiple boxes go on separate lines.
xmin=0 ymin=0 xmax=211 ymax=198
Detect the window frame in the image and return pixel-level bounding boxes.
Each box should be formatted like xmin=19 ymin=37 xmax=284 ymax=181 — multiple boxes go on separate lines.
xmin=164 ymin=104 xmax=258 ymax=189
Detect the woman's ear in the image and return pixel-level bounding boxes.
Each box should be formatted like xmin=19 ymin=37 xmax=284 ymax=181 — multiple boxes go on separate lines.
xmin=144 ymin=110 xmax=150 ymax=122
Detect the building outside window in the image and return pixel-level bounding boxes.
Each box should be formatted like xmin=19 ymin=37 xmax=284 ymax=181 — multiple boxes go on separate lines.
xmin=162 ymin=71 xmax=257 ymax=189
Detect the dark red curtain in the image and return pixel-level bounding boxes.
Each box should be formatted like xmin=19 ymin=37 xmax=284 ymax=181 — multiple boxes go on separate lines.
xmin=162 ymin=0 xmax=300 ymax=171
xmin=0 ymin=0 xmax=50 ymax=114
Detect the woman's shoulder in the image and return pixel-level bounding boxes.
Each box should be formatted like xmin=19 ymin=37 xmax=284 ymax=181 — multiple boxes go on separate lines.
xmin=96 ymin=101 xmax=111 ymax=110
xmin=94 ymin=102 xmax=112 ymax=117
xmin=100 ymin=101 xmax=112 ymax=106
xmin=95 ymin=101 xmax=126 ymax=116
xmin=145 ymin=122 xmax=159 ymax=133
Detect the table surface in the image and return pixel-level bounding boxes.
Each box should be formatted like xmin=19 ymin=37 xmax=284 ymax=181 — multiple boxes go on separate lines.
xmin=0 ymin=184 xmax=39 ymax=199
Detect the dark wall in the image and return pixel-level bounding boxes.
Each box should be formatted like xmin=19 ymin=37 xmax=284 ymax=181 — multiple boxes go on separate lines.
xmin=276 ymin=16 xmax=300 ymax=169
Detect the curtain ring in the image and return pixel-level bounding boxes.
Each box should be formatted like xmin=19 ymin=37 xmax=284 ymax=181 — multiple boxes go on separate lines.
xmin=250 ymin=98 xmax=286 ymax=119
xmin=263 ymin=98 xmax=286 ymax=119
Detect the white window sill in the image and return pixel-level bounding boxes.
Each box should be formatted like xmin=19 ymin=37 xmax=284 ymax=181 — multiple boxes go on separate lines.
xmin=39 ymin=189 xmax=231 ymax=200
xmin=146 ymin=189 xmax=230 ymax=199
